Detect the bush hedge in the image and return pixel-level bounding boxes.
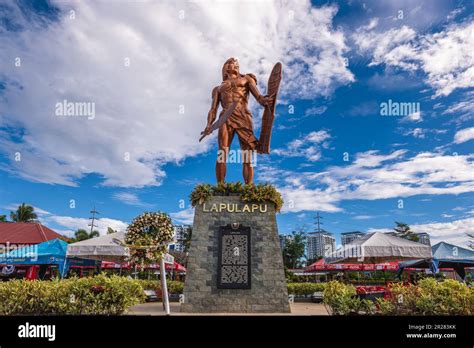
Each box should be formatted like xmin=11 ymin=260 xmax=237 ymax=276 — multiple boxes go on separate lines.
xmin=378 ymin=278 xmax=474 ymax=315
xmin=323 ymin=279 xmax=474 ymax=315
xmin=138 ymin=281 xmax=325 ymax=297
xmin=323 ymin=281 xmax=376 ymax=315
xmin=287 ymin=282 xmax=326 ymax=296
xmin=138 ymin=280 xmax=184 ymax=294
xmin=190 ymin=182 xmax=284 ymax=212
xmin=0 ymin=274 xmax=145 ymax=315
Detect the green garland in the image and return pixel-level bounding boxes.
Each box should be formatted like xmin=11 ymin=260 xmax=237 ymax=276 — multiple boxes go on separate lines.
xmin=125 ymin=212 xmax=174 ymax=265
xmin=190 ymin=182 xmax=284 ymax=212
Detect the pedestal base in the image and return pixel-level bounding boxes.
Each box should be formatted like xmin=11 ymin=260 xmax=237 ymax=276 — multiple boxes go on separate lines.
xmin=181 ymin=195 xmax=290 ymax=313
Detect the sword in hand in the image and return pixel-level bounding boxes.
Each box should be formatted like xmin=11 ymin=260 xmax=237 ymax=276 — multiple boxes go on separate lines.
xmin=199 ymin=101 xmax=238 ymax=142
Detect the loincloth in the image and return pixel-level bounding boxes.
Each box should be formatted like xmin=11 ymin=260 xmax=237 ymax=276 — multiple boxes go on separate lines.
xmin=220 ymin=105 xmax=258 ymax=150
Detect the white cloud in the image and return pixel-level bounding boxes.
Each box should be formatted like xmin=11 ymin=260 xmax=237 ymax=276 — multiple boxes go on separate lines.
xmin=170 ymin=207 xmax=194 ymax=225
xmin=407 ymin=128 xmax=425 ymax=138
xmin=403 ymin=111 xmax=422 ymax=122
xmin=443 ymin=91 xmax=474 ymax=123
xmin=441 ymin=214 xmax=454 ymax=218
xmin=454 ymin=127 xmax=474 ymax=144
xmin=47 ymin=215 xmax=128 ymax=236
xmin=274 ymin=130 xmax=331 ymax=161
xmin=3 ymin=203 xmax=52 ymax=216
xmin=0 ymin=1 xmax=354 ymax=187
xmin=353 ymin=20 xmax=474 ymax=97
xmin=447 ymin=7 xmax=465 ymax=21
xmin=112 ymin=192 xmax=151 ymax=207
xmin=411 ymin=218 xmax=474 ymax=247
xmin=403 ymin=127 xmax=447 ymax=139
xmin=304 ymin=106 xmax=327 ymax=117
xmin=260 ymin=150 xmax=474 ymax=213
xmin=368 ymin=217 xmax=473 ymax=248
xmin=353 ymin=215 xmax=374 ymax=220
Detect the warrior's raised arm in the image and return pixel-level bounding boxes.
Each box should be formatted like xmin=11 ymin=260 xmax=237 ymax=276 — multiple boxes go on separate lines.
xmin=246 ymin=74 xmax=272 ymax=107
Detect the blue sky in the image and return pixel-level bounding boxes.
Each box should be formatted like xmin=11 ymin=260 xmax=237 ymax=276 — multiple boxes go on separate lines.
xmin=0 ymin=0 xmax=473 ymax=247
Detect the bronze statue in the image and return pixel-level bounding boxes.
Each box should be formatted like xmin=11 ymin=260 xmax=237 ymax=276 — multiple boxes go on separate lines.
xmin=200 ymin=58 xmax=282 ymax=184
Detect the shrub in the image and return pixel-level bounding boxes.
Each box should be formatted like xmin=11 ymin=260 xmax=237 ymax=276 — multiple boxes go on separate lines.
xmin=378 ymin=278 xmax=474 ymax=315
xmin=323 ymin=279 xmax=474 ymax=315
xmin=136 ymin=280 xmax=184 ymax=294
xmin=190 ymin=182 xmax=284 ymax=212
xmin=323 ymin=281 xmax=358 ymax=315
xmin=0 ymin=274 xmax=145 ymax=315
xmin=287 ymin=283 xmax=326 ymax=296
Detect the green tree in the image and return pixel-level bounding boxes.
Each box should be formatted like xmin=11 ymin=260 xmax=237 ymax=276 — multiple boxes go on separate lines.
xmin=10 ymin=203 xmax=38 ymax=222
xmin=282 ymin=229 xmax=306 ymax=269
xmin=393 ymin=221 xmax=419 ymax=242
xmin=0 ymin=215 xmax=7 ymax=222
xmin=107 ymin=227 xmax=116 ymax=234
xmin=72 ymin=229 xmax=100 ymax=242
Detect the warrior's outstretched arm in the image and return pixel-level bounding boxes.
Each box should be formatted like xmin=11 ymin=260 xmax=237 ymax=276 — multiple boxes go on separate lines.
xmin=206 ymin=87 xmax=220 ymax=127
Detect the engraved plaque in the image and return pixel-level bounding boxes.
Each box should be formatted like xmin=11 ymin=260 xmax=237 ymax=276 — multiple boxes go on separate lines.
xmin=217 ymin=225 xmax=251 ymax=289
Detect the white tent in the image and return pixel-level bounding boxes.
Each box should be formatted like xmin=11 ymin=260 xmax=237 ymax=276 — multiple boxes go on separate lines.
xmin=325 ymin=232 xmax=432 ymax=264
xmin=67 ymin=231 xmax=175 ymax=264
xmin=66 ymin=231 xmax=129 ymax=263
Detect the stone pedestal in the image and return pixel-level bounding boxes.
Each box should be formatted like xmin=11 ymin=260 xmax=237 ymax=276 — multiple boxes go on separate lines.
xmin=181 ymin=195 xmax=290 ymax=313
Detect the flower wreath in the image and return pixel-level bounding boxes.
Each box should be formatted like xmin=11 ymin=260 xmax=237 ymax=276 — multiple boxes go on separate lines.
xmin=124 ymin=212 xmax=174 ymax=265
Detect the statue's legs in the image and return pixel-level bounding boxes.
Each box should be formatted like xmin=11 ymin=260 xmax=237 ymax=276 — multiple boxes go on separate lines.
xmin=238 ymin=133 xmax=257 ymax=185
xmin=216 ymin=124 xmax=235 ymax=184
xmin=242 ymin=162 xmax=254 ymax=184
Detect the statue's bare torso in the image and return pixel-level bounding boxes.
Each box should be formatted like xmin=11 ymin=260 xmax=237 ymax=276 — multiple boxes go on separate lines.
xmin=202 ymin=58 xmax=272 ymax=184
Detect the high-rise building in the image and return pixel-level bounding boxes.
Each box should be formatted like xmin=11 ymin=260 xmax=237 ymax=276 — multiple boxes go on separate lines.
xmin=306 ymin=231 xmax=336 ymax=259
xmin=168 ymin=224 xmax=190 ymax=253
xmin=341 ymin=231 xmax=365 ymax=246
xmin=414 ymin=232 xmax=431 ymax=246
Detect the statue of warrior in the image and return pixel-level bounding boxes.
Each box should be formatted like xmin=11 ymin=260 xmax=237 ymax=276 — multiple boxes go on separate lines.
xmin=201 ymin=58 xmax=280 ymax=184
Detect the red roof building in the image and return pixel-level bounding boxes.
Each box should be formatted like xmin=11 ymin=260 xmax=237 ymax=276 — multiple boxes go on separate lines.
xmin=0 ymin=222 xmax=67 ymax=246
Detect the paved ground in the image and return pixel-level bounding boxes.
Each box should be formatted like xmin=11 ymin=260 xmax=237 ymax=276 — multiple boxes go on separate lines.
xmin=127 ymin=302 xmax=329 ymax=315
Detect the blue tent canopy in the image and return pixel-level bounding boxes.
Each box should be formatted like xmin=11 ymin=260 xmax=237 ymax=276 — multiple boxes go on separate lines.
xmin=431 ymin=241 xmax=474 ymax=263
xmin=398 ymin=241 xmax=474 ymax=279
xmin=0 ymin=238 xmax=96 ymax=278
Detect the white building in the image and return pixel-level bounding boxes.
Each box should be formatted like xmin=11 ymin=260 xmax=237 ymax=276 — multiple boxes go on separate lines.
xmin=341 ymin=231 xmax=365 ymax=246
xmin=168 ymin=224 xmax=190 ymax=253
xmin=415 ymin=232 xmax=431 ymax=246
xmin=306 ymin=231 xmax=336 ymax=259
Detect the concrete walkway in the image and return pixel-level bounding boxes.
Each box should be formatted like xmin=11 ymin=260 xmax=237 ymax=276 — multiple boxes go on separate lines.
xmin=127 ymin=302 xmax=329 ymax=315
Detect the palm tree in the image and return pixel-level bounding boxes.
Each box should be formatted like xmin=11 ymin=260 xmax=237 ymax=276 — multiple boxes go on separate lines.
xmin=10 ymin=203 xmax=38 ymax=222
xmin=0 ymin=215 xmax=7 ymax=222
xmin=72 ymin=229 xmax=100 ymax=242
xmin=393 ymin=221 xmax=419 ymax=242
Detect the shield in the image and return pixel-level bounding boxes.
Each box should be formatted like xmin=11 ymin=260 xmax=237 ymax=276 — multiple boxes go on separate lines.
xmin=258 ymin=62 xmax=282 ymax=154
